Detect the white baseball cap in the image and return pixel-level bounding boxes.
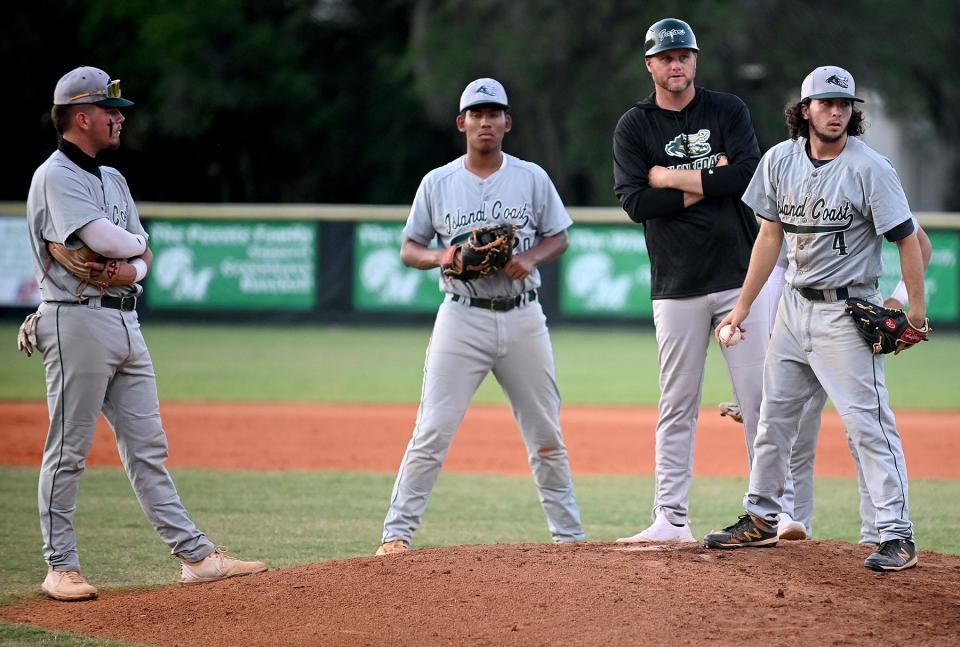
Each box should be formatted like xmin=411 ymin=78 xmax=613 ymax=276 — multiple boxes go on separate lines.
xmin=800 ymin=65 xmax=863 ymax=103
xmin=459 ymin=78 xmax=510 ymax=112
xmin=54 ymin=66 xmax=134 ymax=107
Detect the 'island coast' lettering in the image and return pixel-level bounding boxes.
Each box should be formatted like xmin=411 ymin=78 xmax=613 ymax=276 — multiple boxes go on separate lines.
xmin=444 ymin=200 xmax=529 ymax=235
xmin=777 ymin=196 xmax=853 ymax=226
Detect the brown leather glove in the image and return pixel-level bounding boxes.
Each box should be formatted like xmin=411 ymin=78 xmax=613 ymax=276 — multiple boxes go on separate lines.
xmin=46 ymin=242 xmax=136 ymax=296
xmin=440 ymin=223 xmax=515 ymax=281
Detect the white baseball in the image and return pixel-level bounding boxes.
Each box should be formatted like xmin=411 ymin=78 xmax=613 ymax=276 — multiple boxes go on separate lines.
xmin=719 ymin=324 xmax=742 ymax=347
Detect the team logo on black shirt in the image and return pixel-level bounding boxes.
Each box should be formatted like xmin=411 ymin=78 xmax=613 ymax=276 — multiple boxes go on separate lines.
xmin=665 ymin=129 xmax=712 ymax=158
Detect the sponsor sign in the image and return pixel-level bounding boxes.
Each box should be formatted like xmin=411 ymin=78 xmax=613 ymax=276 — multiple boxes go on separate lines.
xmin=147 ymin=220 xmax=315 ymax=310
xmin=353 ymin=222 xmax=442 ymax=312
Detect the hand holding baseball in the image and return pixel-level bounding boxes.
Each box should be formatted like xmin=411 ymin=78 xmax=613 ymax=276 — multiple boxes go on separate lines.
xmin=718 ymin=323 xmax=742 ymax=347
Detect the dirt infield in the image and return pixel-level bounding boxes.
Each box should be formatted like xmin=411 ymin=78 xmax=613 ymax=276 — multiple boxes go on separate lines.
xmin=2 ymin=401 xmax=958 ymax=477
xmin=2 ymin=542 xmax=959 ymax=646
xmin=2 ymin=401 xmax=959 ymax=645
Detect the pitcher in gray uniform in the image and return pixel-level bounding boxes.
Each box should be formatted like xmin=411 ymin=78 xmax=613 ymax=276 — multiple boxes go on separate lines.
xmin=375 ymin=78 xmax=584 ymax=556
xmin=21 ymin=66 xmax=266 ymax=600
xmin=705 ymin=66 xmax=926 ymax=572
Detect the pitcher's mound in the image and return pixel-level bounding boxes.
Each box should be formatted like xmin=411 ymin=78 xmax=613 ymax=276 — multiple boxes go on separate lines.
xmin=3 ymin=541 xmax=959 ymax=646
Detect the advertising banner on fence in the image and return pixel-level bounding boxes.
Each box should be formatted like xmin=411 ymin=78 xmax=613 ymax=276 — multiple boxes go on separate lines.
xmin=146 ymin=220 xmax=316 ymax=310
xmin=353 ymin=222 xmax=443 ymax=312
xmin=881 ymin=230 xmax=959 ymax=320
xmin=0 ymin=216 xmax=41 ymax=307
xmin=560 ymin=226 xmax=652 ymax=317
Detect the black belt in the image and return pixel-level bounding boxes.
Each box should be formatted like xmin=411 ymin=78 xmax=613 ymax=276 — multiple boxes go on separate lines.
xmin=797 ymin=287 xmax=848 ymax=301
xmin=451 ymin=290 xmax=537 ymax=312
xmin=52 ymin=296 xmax=138 ymax=311
xmin=797 ymin=280 xmax=877 ymax=302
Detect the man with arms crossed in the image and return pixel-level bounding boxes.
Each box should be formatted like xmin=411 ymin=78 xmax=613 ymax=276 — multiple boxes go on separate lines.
xmin=20 ymin=66 xmax=266 ymax=600
xmin=613 ymin=18 xmax=771 ymax=542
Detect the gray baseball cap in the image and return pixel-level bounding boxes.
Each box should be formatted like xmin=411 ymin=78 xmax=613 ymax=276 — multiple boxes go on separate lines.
xmin=459 ymin=78 xmax=510 ymax=112
xmin=54 ymin=66 xmax=134 ymax=107
xmin=801 ymin=65 xmax=863 ymax=103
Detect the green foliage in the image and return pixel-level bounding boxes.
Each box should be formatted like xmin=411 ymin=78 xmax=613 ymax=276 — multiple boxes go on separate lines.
xmin=4 ymin=2 xmax=958 ymax=206
xmin=1 ymin=324 xmax=958 ymax=408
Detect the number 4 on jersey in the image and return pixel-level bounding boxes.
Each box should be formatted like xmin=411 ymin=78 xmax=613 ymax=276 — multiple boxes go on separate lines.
xmin=832 ymin=232 xmax=848 ymax=256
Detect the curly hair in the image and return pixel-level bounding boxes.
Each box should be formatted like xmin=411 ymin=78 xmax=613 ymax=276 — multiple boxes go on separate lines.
xmin=784 ymin=99 xmax=865 ymax=140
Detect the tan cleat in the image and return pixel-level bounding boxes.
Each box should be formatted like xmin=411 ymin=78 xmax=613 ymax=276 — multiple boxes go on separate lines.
xmin=179 ymin=547 xmax=268 ymax=584
xmin=375 ymin=539 xmax=408 ymax=556
xmin=41 ymin=569 xmax=98 ymax=601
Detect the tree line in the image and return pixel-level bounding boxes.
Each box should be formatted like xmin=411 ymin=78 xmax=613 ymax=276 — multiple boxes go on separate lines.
xmin=5 ymin=0 xmax=957 ymax=208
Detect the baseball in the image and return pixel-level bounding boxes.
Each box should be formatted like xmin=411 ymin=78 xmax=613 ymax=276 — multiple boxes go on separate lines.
xmin=719 ymin=324 xmax=742 ymax=347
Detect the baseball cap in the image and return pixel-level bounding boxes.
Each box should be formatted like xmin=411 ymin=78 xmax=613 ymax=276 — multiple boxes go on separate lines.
xmin=54 ymin=66 xmax=134 ymax=107
xmin=459 ymin=78 xmax=509 ymax=112
xmin=800 ymin=66 xmax=863 ymax=103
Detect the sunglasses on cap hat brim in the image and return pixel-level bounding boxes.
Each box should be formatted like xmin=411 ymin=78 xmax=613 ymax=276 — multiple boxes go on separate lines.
xmin=70 ymin=79 xmax=135 ymax=107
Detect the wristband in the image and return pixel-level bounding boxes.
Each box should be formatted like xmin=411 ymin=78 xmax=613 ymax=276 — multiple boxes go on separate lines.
xmin=888 ymin=280 xmax=908 ymax=308
xmin=130 ymin=258 xmax=148 ymax=282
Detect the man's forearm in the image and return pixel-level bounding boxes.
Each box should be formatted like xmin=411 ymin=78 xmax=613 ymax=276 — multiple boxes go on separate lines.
xmin=654 ymin=168 xmax=704 ymax=195
xmin=896 ymin=233 xmax=926 ymax=321
xmin=521 ymin=231 xmax=567 ymax=266
xmin=76 ymin=218 xmax=147 ymax=258
xmin=738 ymin=220 xmax=783 ymax=308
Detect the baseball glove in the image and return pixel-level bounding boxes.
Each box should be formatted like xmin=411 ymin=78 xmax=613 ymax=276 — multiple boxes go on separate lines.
xmin=46 ymin=242 xmax=126 ymax=297
xmin=844 ymin=297 xmax=930 ymax=355
xmin=17 ymin=311 xmax=41 ymax=357
xmin=441 ymin=223 xmax=515 ymax=281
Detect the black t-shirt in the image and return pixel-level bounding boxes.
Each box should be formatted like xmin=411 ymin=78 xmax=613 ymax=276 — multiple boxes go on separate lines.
xmin=613 ymin=87 xmax=761 ymax=299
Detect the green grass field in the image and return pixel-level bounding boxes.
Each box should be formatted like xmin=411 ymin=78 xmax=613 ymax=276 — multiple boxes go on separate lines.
xmin=2 ymin=324 xmax=958 ymax=407
xmin=1 ymin=323 xmax=957 ymax=645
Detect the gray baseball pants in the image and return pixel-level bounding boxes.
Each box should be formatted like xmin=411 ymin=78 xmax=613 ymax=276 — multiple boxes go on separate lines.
xmin=745 ymin=288 xmax=912 ymax=542
xmin=36 ymin=301 xmax=214 ymax=571
xmin=651 ymin=285 xmax=769 ymax=525
xmin=382 ymin=297 xmax=584 ymax=546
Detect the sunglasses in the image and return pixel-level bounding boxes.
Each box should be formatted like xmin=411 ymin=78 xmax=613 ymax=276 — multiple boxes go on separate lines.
xmin=69 ymin=79 xmax=122 ymax=102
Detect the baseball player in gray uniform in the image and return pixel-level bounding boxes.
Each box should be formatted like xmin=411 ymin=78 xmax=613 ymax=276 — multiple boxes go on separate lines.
xmin=20 ymin=66 xmax=266 ymax=600
xmin=787 ymin=224 xmax=931 ymax=544
xmin=375 ymin=78 xmax=584 ymax=556
xmin=705 ymin=66 xmax=926 ymax=572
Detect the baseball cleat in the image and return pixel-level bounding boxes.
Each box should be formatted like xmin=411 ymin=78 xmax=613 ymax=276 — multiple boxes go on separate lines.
xmin=864 ymin=539 xmax=918 ymax=572
xmin=718 ymin=402 xmax=743 ymax=424
xmin=777 ymin=513 xmax=808 ymax=541
xmin=704 ymin=514 xmax=778 ymax=549
xmin=375 ymin=539 xmax=409 ymax=556
xmin=41 ymin=569 xmax=98 ymax=601
xmin=179 ymin=547 xmax=268 ymax=584
xmin=616 ymin=510 xmax=696 ymax=543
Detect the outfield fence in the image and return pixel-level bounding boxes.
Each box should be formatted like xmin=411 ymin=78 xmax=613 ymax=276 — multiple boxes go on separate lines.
xmin=2 ymin=203 xmax=958 ymax=327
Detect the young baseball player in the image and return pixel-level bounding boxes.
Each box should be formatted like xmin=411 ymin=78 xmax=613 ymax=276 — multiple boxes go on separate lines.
xmin=612 ymin=18 xmax=770 ymax=542
xmin=374 ymin=78 xmax=584 ymax=556
xmin=19 ymin=66 xmax=266 ymax=600
xmin=719 ymin=228 xmax=932 ymax=545
xmin=705 ymin=65 xmax=927 ymax=572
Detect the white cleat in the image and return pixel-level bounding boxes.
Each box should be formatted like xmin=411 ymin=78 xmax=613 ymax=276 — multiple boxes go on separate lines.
xmin=616 ymin=510 xmax=696 ymax=543
xmin=777 ymin=513 xmax=808 ymax=541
